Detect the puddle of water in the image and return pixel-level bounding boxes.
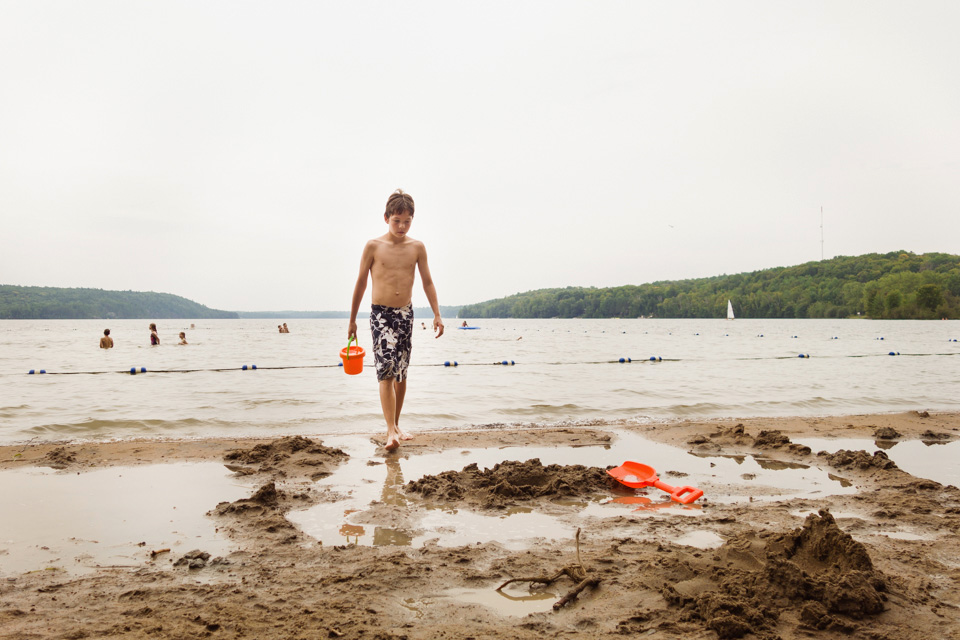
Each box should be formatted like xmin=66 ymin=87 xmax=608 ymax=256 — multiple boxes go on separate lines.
xmin=0 ymin=463 xmax=249 ymax=577
xmin=868 ymin=531 xmax=931 ymax=541
xmin=795 ymin=438 xmax=960 ymax=487
xmin=674 ymin=530 xmax=724 ymax=549
xmin=443 ymin=585 xmax=563 ymax=616
xmin=290 ymin=432 xmax=858 ymax=548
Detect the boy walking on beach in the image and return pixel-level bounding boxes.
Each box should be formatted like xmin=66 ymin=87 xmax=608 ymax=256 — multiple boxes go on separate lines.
xmin=349 ymin=189 xmax=444 ymax=451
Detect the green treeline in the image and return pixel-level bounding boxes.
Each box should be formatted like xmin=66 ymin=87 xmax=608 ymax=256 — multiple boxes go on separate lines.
xmin=0 ymin=285 xmax=239 ymax=320
xmin=458 ymin=252 xmax=960 ymax=320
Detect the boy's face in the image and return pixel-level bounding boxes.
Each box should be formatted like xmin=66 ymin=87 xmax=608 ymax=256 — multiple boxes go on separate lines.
xmin=385 ymin=211 xmax=413 ymax=239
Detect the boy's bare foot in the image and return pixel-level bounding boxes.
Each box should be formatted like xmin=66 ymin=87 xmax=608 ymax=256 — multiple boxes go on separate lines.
xmin=385 ymin=435 xmax=400 ymax=452
xmin=398 ymin=429 xmax=414 ymax=441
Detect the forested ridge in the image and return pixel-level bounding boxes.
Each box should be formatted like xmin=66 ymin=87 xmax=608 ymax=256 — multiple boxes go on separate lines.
xmin=0 ymin=285 xmax=238 ymax=319
xmin=458 ymin=252 xmax=960 ymax=319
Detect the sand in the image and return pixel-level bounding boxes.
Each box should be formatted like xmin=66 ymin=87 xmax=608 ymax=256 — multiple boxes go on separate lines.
xmin=1 ymin=412 xmax=959 ymax=639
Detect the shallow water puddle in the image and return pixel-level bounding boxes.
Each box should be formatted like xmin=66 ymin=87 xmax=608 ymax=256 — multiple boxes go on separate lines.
xmin=291 ymin=433 xmax=858 ymax=547
xmin=794 ymin=437 xmax=960 ymax=487
xmin=444 ymin=585 xmax=564 ymax=616
xmin=0 ymin=463 xmax=249 ymax=577
xmin=400 ymin=583 xmax=564 ymax=619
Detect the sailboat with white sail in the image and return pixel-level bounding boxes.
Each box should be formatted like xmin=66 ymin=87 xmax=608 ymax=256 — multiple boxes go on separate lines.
xmin=726 ymin=300 xmax=735 ymax=320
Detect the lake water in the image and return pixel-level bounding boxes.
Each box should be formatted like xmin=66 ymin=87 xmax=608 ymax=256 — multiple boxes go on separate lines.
xmin=1 ymin=318 xmax=958 ymax=445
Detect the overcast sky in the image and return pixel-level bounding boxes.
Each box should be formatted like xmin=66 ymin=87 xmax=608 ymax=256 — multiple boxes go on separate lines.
xmin=2 ymin=1 xmax=958 ymax=312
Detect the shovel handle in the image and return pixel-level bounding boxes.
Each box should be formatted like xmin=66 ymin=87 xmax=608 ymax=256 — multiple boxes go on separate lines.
xmin=345 ymin=335 xmax=356 ymax=360
xmin=653 ymin=479 xmax=704 ymax=505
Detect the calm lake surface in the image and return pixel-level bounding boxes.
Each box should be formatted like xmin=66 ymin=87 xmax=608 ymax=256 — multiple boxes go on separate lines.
xmin=1 ymin=318 xmax=958 ymax=445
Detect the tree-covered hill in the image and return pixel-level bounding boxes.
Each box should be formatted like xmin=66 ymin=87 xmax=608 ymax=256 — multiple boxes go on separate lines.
xmin=0 ymin=286 xmax=239 ymax=319
xmin=458 ymin=252 xmax=960 ymax=319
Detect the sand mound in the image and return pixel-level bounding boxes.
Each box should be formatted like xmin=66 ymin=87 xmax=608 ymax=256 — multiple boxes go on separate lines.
xmin=405 ymin=458 xmax=613 ymax=509
xmin=662 ymin=510 xmax=885 ymax=639
xmin=818 ymin=449 xmax=898 ymax=470
xmin=224 ymin=435 xmax=347 ymax=480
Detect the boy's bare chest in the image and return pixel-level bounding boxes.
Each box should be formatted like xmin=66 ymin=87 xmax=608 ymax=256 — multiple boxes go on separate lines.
xmin=373 ymin=244 xmax=417 ymax=271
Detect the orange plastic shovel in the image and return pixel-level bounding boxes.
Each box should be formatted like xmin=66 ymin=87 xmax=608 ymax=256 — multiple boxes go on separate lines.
xmin=607 ymin=461 xmax=704 ymax=504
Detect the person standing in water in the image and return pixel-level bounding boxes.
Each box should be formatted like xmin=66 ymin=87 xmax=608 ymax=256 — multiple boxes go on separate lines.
xmin=149 ymin=323 xmax=159 ymax=345
xmin=348 ymin=189 xmax=444 ymax=451
xmin=100 ymin=329 xmax=113 ymax=349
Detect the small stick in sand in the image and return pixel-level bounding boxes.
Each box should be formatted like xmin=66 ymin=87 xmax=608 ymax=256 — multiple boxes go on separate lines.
xmin=496 ymin=528 xmax=599 ymax=610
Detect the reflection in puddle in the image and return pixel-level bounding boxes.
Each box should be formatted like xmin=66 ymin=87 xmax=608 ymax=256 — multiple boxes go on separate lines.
xmin=754 ymin=458 xmax=809 ymax=471
xmin=795 ymin=438 xmax=960 ymax=487
xmin=0 ymin=463 xmax=249 ymax=577
xmin=828 ymin=473 xmax=853 ymax=487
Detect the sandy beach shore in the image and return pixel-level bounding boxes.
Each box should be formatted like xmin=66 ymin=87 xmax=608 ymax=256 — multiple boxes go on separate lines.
xmin=2 ymin=412 xmax=959 ymax=639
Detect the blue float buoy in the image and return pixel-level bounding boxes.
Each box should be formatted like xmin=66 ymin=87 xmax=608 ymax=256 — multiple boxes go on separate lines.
xmin=242 ymin=365 xmax=248 ymax=370
xmin=39 ymin=369 xmax=46 ymax=374
xmin=454 ymin=361 xmax=458 ymax=366
xmin=251 ymin=365 xmax=257 ymax=370
xmin=28 ymin=369 xmax=35 ymax=375
xmin=510 ymin=360 xmax=515 ymax=365
xmin=444 ymin=361 xmax=451 ymax=367
xmin=888 ymin=351 xmax=898 ymax=356
xmin=649 ymin=356 xmax=662 ymax=362
xmin=501 ymin=360 xmax=508 ymax=365
xmin=619 ymin=357 xmax=625 ymax=363
xmin=627 ymin=357 xmax=632 ymax=363
xmin=798 ymin=353 xmax=809 ymax=358
xmin=338 ymin=362 xmax=343 ymax=367
xmin=130 ymin=367 xmax=137 ymax=374
xmin=140 ymin=367 xmax=147 ymax=373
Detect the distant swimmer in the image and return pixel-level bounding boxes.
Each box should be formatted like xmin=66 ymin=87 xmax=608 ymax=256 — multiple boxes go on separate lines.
xmin=149 ymin=323 xmax=159 ymax=346
xmin=348 ymin=189 xmax=444 ymax=452
xmin=100 ymin=328 xmax=114 ymax=349
xmin=282 ymin=323 xmax=290 ymax=333
xmin=278 ymin=324 xmax=283 ymax=333
xmin=421 ymin=322 xmax=427 ymax=330
xmin=462 ymin=321 xmax=468 ymax=327
xmin=178 ymin=331 xmax=188 ymax=345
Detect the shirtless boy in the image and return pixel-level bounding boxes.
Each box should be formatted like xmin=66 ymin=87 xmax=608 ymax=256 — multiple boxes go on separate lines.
xmin=100 ymin=329 xmax=113 ymax=349
xmin=349 ymin=189 xmax=444 ymax=451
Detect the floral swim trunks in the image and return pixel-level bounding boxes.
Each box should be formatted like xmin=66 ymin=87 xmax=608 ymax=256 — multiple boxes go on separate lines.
xmin=370 ymin=303 xmax=414 ymax=382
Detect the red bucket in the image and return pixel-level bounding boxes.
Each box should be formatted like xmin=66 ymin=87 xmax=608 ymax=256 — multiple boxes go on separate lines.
xmin=340 ymin=339 xmax=365 ymax=375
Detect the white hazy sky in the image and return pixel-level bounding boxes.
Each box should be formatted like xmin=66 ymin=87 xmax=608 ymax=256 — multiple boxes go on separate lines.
xmin=2 ymin=1 xmax=958 ymax=312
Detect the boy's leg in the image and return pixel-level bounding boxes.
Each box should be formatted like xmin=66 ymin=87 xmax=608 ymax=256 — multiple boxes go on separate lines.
xmin=394 ymin=378 xmax=413 ymax=440
xmin=379 ymin=377 xmax=402 ymax=451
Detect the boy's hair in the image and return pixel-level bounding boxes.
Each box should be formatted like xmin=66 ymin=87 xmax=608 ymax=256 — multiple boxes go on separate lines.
xmin=104 ymin=329 xmax=110 ymax=336
xmin=385 ymin=189 xmax=414 ymax=218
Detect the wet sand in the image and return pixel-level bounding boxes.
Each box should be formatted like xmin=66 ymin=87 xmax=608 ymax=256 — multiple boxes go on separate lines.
xmin=1 ymin=412 xmax=959 ymax=639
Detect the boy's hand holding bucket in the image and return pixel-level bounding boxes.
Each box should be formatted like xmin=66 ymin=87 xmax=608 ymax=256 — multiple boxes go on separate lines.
xmin=341 ymin=336 xmax=365 ymax=375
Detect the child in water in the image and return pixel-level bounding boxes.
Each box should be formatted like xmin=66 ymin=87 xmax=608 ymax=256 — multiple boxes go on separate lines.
xmin=348 ymin=189 xmax=444 ymax=451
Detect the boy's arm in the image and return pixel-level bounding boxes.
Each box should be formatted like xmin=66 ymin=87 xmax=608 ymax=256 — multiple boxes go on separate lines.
xmin=417 ymin=243 xmax=444 ymax=338
xmin=348 ymin=242 xmax=375 ymax=340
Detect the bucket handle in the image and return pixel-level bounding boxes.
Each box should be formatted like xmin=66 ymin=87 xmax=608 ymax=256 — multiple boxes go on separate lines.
xmin=345 ymin=335 xmax=356 ymax=360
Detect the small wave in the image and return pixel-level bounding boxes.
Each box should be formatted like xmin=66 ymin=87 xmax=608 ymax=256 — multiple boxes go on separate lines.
xmin=18 ymin=417 xmax=240 ymax=438
xmin=0 ymin=404 xmax=31 ymax=417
